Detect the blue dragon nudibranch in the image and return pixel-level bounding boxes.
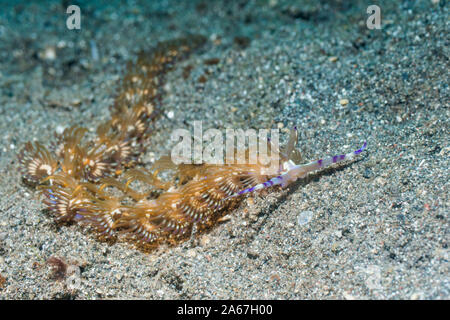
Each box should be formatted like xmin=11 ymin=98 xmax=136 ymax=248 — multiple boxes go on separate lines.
xmin=18 ymin=34 xmax=367 ymax=249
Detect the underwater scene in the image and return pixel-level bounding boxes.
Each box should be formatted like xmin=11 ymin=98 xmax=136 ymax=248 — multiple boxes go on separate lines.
xmin=0 ymin=0 xmax=448 ymax=300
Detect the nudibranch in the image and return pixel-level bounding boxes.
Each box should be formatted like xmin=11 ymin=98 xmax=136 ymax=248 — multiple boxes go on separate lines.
xmin=18 ymin=35 xmax=367 ymax=249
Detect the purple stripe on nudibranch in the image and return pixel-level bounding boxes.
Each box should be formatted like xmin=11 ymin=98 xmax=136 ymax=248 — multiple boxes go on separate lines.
xmin=239 ymin=186 xmax=254 ymax=195
xmin=231 ymin=141 xmax=367 ymax=200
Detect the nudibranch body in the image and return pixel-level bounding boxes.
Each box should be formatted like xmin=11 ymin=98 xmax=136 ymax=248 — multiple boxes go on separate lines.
xmin=18 ymin=35 xmax=367 ymax=249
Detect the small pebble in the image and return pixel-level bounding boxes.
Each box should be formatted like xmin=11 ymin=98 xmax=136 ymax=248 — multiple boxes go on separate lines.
xmin=329 ymin=56 xmax=339 ymax=62
xmin=297 ymin=211 xmax=313 ymax=226
xmin=41 ymin=46 xmax=56 ymax=61
xmin=200 ymin=235 xmax=211 ymax=247
xmin=56 ymin=125 xmax=65 ymax=135
xmin=247 ymin=250 xmax=259 ymax=259
xmin=375 ymin=177 xmax=387 ymax=186
xmin=186 ymin=249 xmax=197 ymax=258
xmin=342 ymin=291 xmax=356 ymax=300
xmin=363 ymin=167 xmax=373 ymax=179
xmin=411 ymin=292 xmax=424 ymax=300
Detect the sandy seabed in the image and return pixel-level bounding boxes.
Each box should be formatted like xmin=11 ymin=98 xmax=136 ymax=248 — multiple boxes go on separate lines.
xmin=0 ymin=0 xmax=448 ymax=299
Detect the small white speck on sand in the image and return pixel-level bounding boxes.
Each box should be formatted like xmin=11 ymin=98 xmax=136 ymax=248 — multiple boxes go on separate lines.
xmin=339 ymin=98 xmax=349 ymax=106
xmin=56 ymin=125 xmax=65 ymax=135
xmin=297 ymin=211 xmax=313 ymax=226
